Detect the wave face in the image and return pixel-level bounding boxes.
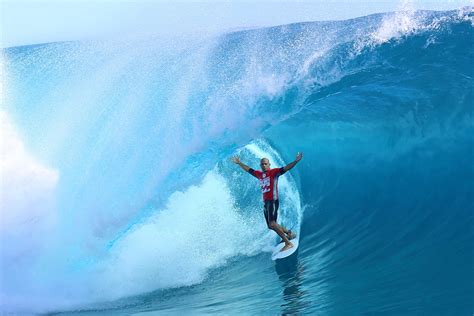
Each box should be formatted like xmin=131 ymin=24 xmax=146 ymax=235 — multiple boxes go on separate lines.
xmin=1 ymin=8 xmax=473 ymax=315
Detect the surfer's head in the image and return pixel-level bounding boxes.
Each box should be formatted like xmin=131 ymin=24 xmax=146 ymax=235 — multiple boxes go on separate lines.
xmin=260 ymin=158 xmax=270 ymax=171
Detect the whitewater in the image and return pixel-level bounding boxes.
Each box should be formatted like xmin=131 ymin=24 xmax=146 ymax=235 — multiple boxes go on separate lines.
xmin=1 ymin=8 xmax=473 ymax=315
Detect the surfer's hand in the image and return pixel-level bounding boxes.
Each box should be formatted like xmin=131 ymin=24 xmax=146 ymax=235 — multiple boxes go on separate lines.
xmin=295 ymin=152 xmax=303 ymax=162
xmin=231 ymin=156 xmax=241 ymax=164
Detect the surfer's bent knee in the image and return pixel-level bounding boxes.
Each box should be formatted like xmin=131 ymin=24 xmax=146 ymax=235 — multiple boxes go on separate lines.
xmin=268 ymin=221 xmax=277 ymax=230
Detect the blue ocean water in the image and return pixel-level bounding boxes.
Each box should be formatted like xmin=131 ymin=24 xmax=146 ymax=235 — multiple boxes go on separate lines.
xmin=1 ymin=8 xmax=473 ymax=315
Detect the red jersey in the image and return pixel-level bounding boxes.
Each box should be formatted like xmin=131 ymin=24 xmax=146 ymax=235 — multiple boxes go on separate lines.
xmin=249 ymin=167 xmax=286 ymax=201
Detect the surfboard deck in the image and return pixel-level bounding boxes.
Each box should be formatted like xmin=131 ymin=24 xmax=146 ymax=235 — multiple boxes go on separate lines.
xmin=271 ymin=238 xmax=299 ymax=260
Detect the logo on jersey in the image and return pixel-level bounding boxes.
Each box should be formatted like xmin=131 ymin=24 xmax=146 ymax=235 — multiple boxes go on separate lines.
xmin=260 ymin=176 xmax=270 ymax=193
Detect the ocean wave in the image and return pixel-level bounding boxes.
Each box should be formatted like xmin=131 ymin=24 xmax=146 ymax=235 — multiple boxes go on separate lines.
xmin=1 ymin=8 xmax=472 ymax=314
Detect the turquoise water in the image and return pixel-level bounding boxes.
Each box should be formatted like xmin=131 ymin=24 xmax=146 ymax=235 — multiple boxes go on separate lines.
xmin=1 ymin=9 xmax=473 ymax=315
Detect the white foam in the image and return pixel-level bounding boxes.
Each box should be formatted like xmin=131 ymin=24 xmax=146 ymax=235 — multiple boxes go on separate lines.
xmin=372 ymin=0 xmax=420 ymax=44
xmin=0 ymin=111 xmax=60 ymax=313
xmin=241 ymin=67 xmax=289 ymax=99
xmin=458 ymin=6 xmax=474 ymax=26
xmin=351 ymin=1 xmax=460 ymax=56
xmin=0 ymin=110 xmax=59 ymax=237
xmin=88 ymin=139 xmax=302 ymax=303
xmin=95 ymin=171 xmax=269 ymax=301
xmin=299 ymin=49 xmax=328 ymax=78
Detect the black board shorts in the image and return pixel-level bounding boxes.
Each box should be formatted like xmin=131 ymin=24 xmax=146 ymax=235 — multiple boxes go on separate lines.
xmin=264 ymin=199 xmax=279 ymax=226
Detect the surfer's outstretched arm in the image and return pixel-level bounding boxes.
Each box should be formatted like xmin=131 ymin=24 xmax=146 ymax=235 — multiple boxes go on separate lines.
xmin=232 ymin=156 xmax=251 ymax=172
xmin=283 ymin=152 xmax=303 ymax=172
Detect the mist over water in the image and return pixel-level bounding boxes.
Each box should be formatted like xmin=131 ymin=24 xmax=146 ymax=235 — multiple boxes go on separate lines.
xmin=1 ymin=7 xmax=473 ymax=315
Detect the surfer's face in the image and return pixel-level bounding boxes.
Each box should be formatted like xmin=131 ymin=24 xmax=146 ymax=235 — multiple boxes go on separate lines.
xmin=260 ymin=159 xmax=270 ymax=171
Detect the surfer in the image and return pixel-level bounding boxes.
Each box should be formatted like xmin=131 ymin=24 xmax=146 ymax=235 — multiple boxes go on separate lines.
xmin=232 ymin=152 xmax=303 ymax=252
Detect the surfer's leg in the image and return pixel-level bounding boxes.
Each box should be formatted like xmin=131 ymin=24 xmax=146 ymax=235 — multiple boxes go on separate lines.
xmin=270 ymin=200 xmax=295 ymax=240
xmin=264 ymin=200 xmax=293 ymax=251
xmin=278 ymin=224 xmax=290 ymax=234
xmin=268 ymin=221 xmax=293 ymax=247
xmin=278 ymin=223 xmax=296 ymax=239
xmin=278 ymin=226 xmax=296 ymax=240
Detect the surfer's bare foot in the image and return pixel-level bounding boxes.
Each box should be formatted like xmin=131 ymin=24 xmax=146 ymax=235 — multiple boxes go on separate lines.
xmin=281 ymin=242 xmax=294 ymax=252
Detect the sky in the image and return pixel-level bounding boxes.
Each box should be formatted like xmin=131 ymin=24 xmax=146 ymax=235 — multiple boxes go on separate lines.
xmin=1 ymin=0 xmax=473 ymax=48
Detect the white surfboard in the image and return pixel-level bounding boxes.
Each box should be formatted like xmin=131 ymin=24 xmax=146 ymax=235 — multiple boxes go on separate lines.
xmin=271 ymin=238 xmax=299 ymax=260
